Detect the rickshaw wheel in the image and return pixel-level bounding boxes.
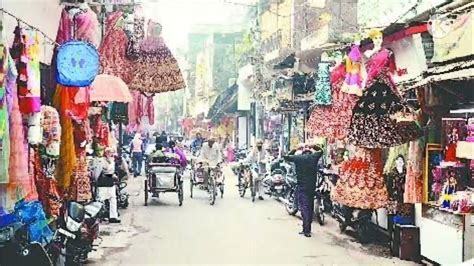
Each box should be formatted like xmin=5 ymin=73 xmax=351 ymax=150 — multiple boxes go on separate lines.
xmin=178 ymin=184 xmax=184 ymax=206
xmin=190 ymin=178 xmax=194 ymax=198
xmin=144 ymin=179 xmax=149 ymax=206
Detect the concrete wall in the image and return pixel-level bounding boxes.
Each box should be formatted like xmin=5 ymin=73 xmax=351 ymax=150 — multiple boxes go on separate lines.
xmin=1 ymin=0 xmax=62 ymax=64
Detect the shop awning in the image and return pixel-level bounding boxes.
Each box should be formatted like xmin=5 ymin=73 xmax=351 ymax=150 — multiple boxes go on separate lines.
xmin=207 ymin=84 xmax=239 ymax=122
xmin=408 ymin=55 xmax=474 ymax=89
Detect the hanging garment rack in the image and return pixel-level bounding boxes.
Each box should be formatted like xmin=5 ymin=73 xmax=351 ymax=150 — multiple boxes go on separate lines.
xmin=0 ymin=8 xmax=59 ymax=46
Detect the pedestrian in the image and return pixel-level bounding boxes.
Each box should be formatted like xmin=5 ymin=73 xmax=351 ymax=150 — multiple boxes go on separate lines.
xmin=156 ymin=131 xmax=168 ymax=148
xmin=283 ymin=145 xmax=322 ymax=237
xmin=94 ymin=147 xmax=121 ymax=223
xmin=191 ymin=132 xmax=204 ymax=155
xmin=130 ymin=133 xmax=145 ymax=177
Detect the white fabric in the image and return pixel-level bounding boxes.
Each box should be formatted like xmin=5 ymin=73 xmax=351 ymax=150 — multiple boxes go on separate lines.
xmin=97 ymin=186 xmax=118 ymax=219
xmin=198 ymin=143 xmax=222 ymax=167
xmin=92 ymin=157 xmax=115 ymax=181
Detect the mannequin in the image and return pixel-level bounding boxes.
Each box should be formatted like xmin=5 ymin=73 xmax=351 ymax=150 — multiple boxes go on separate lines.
xmin=386 ymin=155 xmax=412 ymax=216
xmin=364 ymin=29 xmax=383 ymax=58
xmin=347 ymin=28 xmax=421 ymax=148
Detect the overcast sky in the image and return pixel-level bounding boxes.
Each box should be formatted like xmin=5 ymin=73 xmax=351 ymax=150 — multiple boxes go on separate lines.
xmin=143 ymin=0 xmax=255 ymax=51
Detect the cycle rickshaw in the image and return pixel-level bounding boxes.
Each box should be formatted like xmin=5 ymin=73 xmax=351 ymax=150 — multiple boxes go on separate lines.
xmin=144 ymin=161 xmax=184 ymax=206
xmin=190 ymin=161 xmax=224 ymax=205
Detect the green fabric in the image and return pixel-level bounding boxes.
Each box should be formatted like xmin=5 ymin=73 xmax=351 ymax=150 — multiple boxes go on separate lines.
xmin=0 ymin=88 xmax=9 ymax=183
xmin=383 ymin=143 xmax=409 ymax=175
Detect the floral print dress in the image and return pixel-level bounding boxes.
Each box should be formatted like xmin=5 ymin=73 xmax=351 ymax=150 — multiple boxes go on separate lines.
xmin=347 ymin=48 xmax=421 ymax=148
xmin=306 ymin=64 xmax=358 ymax=142
xmin=332 ymin=148 xmax=388 ymax=209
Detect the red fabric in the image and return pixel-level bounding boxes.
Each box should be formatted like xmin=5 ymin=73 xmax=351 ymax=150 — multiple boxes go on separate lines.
xmin=306 ymin=64 xmax=358 ymax=142
xmin=99 ymin=11 xmax=134 ymax=84
xmin=384 ymin=24 xmax=428 ymax=44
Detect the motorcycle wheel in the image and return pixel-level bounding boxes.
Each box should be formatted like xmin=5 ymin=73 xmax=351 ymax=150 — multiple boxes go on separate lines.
xmin=314 ymin=200 xmax=325 ymax=225
xmin=285 ymin=192 xmax=298 ymax=215
xmin=208 ymin=181 xmax=216 ymax=206
xmin=356 ymin=222 xmax=371 ymax=244
xmin=144 ymin=179 xmax=149 ymax=206
xmin=339 ymin=222 xmax=347 ymax=232
xmin=238 ymin=177 xmax=246 ymax=198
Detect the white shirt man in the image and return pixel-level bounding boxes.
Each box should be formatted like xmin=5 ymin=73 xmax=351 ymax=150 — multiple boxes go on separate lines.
xmin=198 ymin=139 xmax=222 ymax=167
xmin=93 ymin=149 xmax=120 ymax=223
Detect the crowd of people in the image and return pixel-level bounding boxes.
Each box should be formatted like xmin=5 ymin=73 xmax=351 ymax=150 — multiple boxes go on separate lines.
xmin=96 ymin=130 xmax=322 ymax=237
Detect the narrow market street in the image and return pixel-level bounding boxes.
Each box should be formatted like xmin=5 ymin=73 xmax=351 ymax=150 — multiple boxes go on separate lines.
xmin=89 ymin=168 xmax=415 ymax=265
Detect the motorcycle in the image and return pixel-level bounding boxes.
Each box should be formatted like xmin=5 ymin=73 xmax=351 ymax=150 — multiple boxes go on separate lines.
xmin=117 ymin=181 xmax=130 ymax=209
xmin=235 ymin=147 xmax=247 ymax=161
xmin=313 ymin=169 xmax=333 ymax=226
xmin=328 ymin=169 xmax=373 ymax=243
xmin=0 ymin=222 xmax=52 ymax=266
xmin=283 ymin=175 xmax=298 ymax=215
xmin=49 ymin=201 xmax=103 ymax=266
xmin=263 ymin=158 xmax=287 ymax=198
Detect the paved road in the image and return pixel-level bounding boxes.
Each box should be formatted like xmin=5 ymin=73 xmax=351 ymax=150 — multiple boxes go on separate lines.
xmin=90 ymin=168 xmax=416 ymax=265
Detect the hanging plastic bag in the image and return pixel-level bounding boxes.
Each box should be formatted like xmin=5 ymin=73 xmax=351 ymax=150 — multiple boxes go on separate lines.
xmin=56 ymin=41 xmax=99 ymax=87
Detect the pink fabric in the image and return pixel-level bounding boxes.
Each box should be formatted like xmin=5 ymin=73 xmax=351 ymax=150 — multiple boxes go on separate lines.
xmin=99 ymin=11 xmax=134 ymax=84
xmin=7 ymin=61 xmax=38 ymax=203
xmin=56 ymin=7 xmax=99 ymax=46
xmin=127 ymin=91 xmax=154 ymax=130
xmin=365 ymin=48 xmax=397 ymax=89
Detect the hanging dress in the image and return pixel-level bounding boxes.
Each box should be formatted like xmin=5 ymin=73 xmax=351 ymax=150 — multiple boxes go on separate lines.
xmin=306 ymin=63 xmax=358 ymax=142
xmin=332 ymin=148 xmax=388 ymax=209
xmin=5 ymin=45 xmax=38 ymax=209
xmin=128 ymin=20 xmax=185 ymax=94
xmin=404 ymin=138 xmax=425 ymax=203
xmin=347 ymin=48 xmax=421 ymax=148
xmin=99 ymin=11 xmax=134 ymax=84
xmin=314 ymin=62 xmax=332 ymax=105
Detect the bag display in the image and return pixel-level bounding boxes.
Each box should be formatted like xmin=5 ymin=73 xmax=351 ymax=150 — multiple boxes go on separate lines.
xmin=56 ymin=41 xmax=99 ymax=87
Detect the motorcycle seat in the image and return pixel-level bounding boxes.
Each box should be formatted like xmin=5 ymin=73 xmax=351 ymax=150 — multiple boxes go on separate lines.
xmin=84 ymin=202 xmax=103 ymax=218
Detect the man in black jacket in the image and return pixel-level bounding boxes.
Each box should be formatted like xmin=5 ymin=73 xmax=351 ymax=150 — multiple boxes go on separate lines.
xmin=284 ymin=146 xmax=322 ymax=237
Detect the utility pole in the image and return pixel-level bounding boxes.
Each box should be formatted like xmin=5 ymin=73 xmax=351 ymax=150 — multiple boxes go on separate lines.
xmin=251 ymin=1 xmax=264 ymax=142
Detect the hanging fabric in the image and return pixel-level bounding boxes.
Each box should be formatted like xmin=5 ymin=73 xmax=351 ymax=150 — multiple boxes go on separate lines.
xmin=127 ymin=19 xmax=185 ymax=94
xmin=4 ymin=41 xmax=38 ymax=209
xmin=0 ymin=45 xmax=10 ymax=184
xmin=306 ymin=63 xmax=358 ymax=142
xmin=11 ymin=27 xmax=41 ymax=114
xmin=314 ymin=62 xmax=332 ymax=105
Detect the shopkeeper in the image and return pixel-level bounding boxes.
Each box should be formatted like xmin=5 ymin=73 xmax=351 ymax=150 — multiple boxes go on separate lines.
xmin=93 ymin=147 xmax=121 ymax=223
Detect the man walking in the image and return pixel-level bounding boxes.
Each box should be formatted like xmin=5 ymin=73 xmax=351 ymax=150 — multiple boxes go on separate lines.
xmin=284 ymin=145 xmax=322 ymax=237
xmin=130 ymin=133 xmax=145 ymax=177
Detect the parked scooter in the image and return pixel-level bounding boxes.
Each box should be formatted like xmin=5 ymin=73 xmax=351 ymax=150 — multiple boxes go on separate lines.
xmin=263 ymin=158 xmax=288 ymax=199
xmin=0 ymin=222 xmax=52 ymax=266
xmin=48 ymin=201 xmax=103 ymax=266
